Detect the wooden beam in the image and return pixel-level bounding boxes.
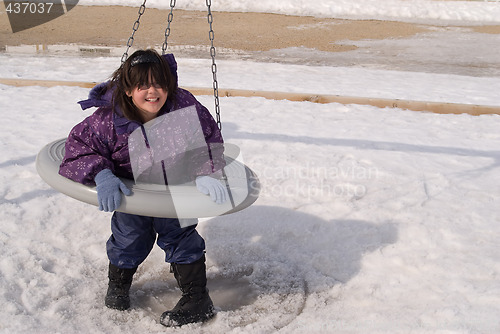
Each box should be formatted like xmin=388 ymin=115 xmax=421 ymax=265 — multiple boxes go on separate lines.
xmin=0 ymin=78 xmax=98 ymax=88
xmin=1 ymin=78 xmax=499 ymax=116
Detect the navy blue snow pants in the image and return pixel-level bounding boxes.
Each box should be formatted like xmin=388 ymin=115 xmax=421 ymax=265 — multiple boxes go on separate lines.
xmin=106 ymin=212 xmax=206 ymax=269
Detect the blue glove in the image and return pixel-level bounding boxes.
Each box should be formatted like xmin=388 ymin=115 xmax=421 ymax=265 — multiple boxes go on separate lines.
xmin=195 ymin=176 xmax=227 ymax=204
xmin=95 ymin=169 xmax=132 ymax=212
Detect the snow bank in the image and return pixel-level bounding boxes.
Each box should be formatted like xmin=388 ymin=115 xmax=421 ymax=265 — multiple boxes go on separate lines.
xmin=78 ymin=0 xmax=500 ymax=24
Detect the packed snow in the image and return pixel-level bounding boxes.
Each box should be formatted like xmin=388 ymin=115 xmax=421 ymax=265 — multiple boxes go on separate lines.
xmin=79 ymin=0 xmax=500 ymax=25
xmin=1 ymin=0 xmax=500 ymax=333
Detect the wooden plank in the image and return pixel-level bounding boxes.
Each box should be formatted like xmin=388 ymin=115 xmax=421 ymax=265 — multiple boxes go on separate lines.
xmin=1 ymin=78 xmax=499 ymax=115
xmin=0 ymin=78 xmax=98 ymax=88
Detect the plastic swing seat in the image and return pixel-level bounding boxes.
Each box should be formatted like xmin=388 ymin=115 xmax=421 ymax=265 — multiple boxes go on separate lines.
xmin=36 ymin=0 xmax=261 ymax=218
xmin=36 ymin=138 xmax=260 ymax=218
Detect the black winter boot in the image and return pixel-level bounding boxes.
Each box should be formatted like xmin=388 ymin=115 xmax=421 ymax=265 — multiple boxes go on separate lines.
xmin=105 ymin=263 xmax=137 ymax=311
xmin=160 ymin=255 xmax=215 ymax=327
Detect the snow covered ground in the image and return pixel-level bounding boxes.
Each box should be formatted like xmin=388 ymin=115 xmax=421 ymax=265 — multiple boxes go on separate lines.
xmin=1 ymin=0 xmax=500 ymax=333
xmin=80 ymin=0 xmax=500 ymax=25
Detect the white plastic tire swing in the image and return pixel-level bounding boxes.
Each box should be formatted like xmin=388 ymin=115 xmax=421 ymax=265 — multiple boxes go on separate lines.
xmin=36 ymin=0 xmax=261 ymax=218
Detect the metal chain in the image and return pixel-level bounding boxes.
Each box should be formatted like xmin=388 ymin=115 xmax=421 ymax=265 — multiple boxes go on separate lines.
xmin=122 ymin=0 xmax=222 ymax=130
xmin=162 ymin=0 xmax=177 ymax=54
xmin=121 ymin=0 xmax=147 ymax=64
xmin=207 ymin=0 xmax=232 ymax=207
xmin=206 ymin=0 xmax=222 ymax=131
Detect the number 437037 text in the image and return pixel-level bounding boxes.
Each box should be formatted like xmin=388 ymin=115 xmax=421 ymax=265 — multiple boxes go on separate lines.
xmin=5 ymin=2 xmax=54 ymax=14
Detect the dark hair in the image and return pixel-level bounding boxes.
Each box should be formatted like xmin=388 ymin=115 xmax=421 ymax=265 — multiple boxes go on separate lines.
xmin=110 ymin=49 xmax=177 ymax=122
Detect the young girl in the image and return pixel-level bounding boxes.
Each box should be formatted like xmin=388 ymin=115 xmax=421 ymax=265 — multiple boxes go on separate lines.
xmin=59 ymin=49 xmax=226 ymax=327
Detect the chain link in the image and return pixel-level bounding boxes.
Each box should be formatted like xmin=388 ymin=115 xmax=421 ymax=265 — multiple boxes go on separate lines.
xmin=206 ymin=0 xmax=232 ymax=205
xmin=121 ymin=0 xmax=222 ymax=131
xmin=162 ymin=0 xmax=177 ymax=54
xmin=206 ymin=0 xmax=222 ymax=131
xmin=121 ymin=0 xmax=147 ymax=64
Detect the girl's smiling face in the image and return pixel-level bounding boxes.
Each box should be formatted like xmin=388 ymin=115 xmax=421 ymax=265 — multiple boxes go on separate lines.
xmin=113 ymin=50 xmax=176 ymax=124
xmin=127 ymin=75 xmax=168 ymax=123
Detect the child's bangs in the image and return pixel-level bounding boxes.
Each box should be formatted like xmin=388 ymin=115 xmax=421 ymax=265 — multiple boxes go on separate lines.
xmin=129 ymin=62 xmax=169 ymax=89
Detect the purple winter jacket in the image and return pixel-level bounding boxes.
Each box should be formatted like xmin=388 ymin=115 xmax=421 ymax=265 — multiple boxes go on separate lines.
xmin=59 ymin=54 xmax=224 ymax=185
